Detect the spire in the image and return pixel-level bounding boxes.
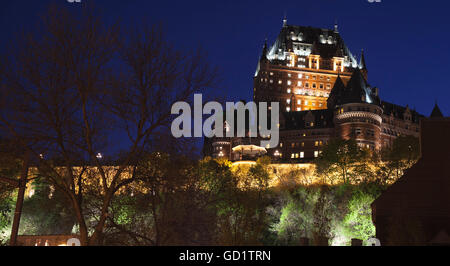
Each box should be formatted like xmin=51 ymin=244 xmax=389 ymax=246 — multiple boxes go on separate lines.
xmin=334 ymin=20 xmax=339 ymax=33
xmin=327 ymin=74 xmax=346 ymax=109
xmin=260 ymin=38 xmax=268 ymax=61
xmin=430 ymin=102 xmax=444 ymax=118
xmin=283 ymin=13 xmax=287 ymax=27
xmin=333 ymin=75 xmax=345 ymax=92
xmin=359 ymin=49 xmax=367 ymax=70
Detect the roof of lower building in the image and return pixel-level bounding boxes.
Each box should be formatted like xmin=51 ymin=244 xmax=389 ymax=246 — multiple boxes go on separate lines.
xmin=282 ymin=109 xmax=334 ymax=130
xmin=381 ymin=101 xmax=424 ymax=123
xmin=430 ymin=103 xmax=444 ymax=118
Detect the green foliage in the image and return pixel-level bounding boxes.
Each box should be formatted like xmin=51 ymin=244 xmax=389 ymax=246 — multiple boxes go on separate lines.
xmin=270 ymin=187 xmax=320 ymax=245
xmin=268 ymin=183 xmax=382 ymax=246
xmin=0 ymin=148 xmax=391 ymax=246
xmin=316 ymin=138 xmax=370 ymax=184
xmin=380 ymin=135 xmax=420 ymax=182
xmin=0 ymin=138 xmax=22 ymax=245
xmin=0 ymin=194 xmax=14 ymax=245
xmin=342 ymin=190 xmax=376 ymax=243
xmin=213 ymin=157 xmax=273 ymax=245
xmin=20 ymin=180 xmax=76 ymax=235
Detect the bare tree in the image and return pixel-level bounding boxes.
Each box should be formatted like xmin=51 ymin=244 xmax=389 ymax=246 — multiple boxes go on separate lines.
xmin=0 ymin=5 xmax=217 ymax=245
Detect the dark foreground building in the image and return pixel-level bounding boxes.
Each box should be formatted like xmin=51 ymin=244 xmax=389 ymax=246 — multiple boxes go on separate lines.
xmin=371 ymin=105 xmax=450 ymax=245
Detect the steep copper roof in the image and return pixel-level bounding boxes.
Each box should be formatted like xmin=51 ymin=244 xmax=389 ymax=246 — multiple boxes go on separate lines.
xmin=265 ymin=24 xmax=358 ymax=62
xmin=327 ymin=68 xmax=380 ymax=107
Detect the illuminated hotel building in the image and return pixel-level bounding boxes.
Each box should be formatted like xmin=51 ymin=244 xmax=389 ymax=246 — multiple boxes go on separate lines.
xmin=204 ymin=18 xmax=424 ymax=162
xmin=253 ymin=18 xmax=361 ymax=112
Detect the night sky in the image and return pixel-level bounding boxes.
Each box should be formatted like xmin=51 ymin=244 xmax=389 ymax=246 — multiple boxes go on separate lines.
xmin=1 ymin=0 xmax=449 ymax=123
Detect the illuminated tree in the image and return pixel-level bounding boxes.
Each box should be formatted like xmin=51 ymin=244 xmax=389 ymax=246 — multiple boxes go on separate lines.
xmin=342 ymin=190 xmax=376 ymax=243
xmin=315 ymin=138 xmax=369 ymax=184
xmin=216 ymin=157 xmax=272 ymax=245
xmin=0 ymin=138 xmax=23 ymax=245
xmin=380 ymin=135 xmax=420 ymax=182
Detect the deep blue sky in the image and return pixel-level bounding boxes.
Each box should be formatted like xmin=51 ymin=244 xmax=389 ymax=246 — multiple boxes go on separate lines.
xmin=1 ymin=0 xmax=449 ymax=116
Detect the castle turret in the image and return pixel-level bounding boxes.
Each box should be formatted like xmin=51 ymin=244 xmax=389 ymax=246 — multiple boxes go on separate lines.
xmin=330 ymin=68 xmax=383 ymax=150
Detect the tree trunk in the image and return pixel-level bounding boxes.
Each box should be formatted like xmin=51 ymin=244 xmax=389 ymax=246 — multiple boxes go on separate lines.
xmin=9 ymin=152 xmax=30 ymax=246
xmin=70 ymin=194 xmax=89 ymax=246
xmin=89 ymin=190 xmax=114 ymax=245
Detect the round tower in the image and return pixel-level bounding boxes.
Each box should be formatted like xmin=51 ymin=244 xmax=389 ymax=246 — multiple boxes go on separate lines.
xmin=328 ymin=68 xmax=383 ymax=150
xmin=334 ymin=102 xmax=383 ymax=150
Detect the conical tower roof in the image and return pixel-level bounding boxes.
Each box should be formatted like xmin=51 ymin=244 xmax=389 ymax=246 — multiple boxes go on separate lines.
xmin=359 ymin=49 xmax=367 ymax=70
xmin=430 ymin=103 xmax=444 ymax=118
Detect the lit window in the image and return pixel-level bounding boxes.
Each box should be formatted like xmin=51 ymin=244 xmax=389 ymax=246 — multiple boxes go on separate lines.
xmin=291 ymin=153 xmax=295 ymax=159
xmin=298 ymin=81 xmax=302 ymax=86
xmin=305 ymin=100 xmax=308 ymax=105
xmin=297 ymin=99 xmax=301 ymax=104
xmin=270 ymin=72 xmax=274 ymax=76
xmin=300 ymin=152 xmax=304 ymax=158
xmin=270 ymin=79 xmax=273 ymax=83
xmin=315 ymin=141 xmax=319 ymax=146
xmin=287 ymin=80 xmax=292 ymax=85
xmin=298 ymin=73 xmax=303 ymax=78
xmin=301 ymin=142 xmax=305 ymax=147
xmin=286 ymin=107 xmax=290 ymax=112
xmin=295 ymin=153 xmax=299 ymax=158
xmin=287 ymin=89 xmax=291 ymax=93
xmin=297 ymin=107 xmax=301 ymax=111
xmin=286 ymin=99 xmax=291 ymax=104
xmin=314 ymin=151 xmax=319 ymax=158
xmin=278 ymin=80 xmax=282 ymax=84
xmin=287 ymin=73 xmax=291 ymax=77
